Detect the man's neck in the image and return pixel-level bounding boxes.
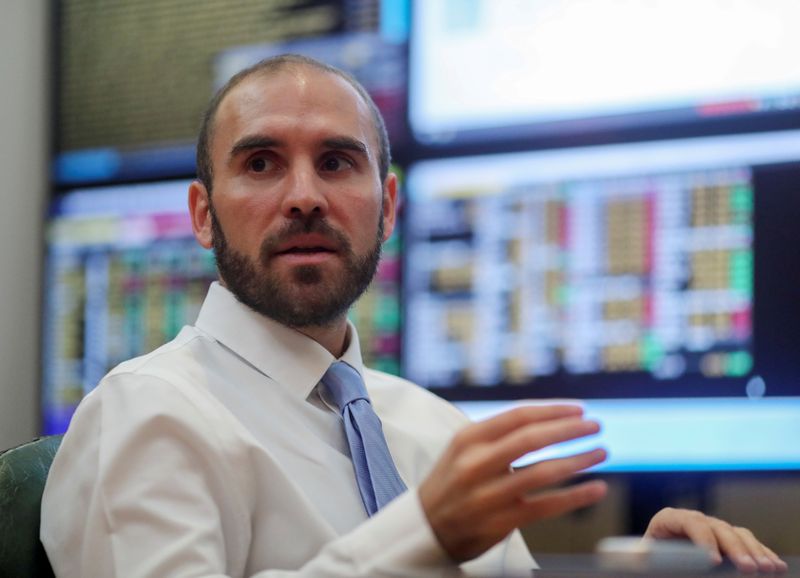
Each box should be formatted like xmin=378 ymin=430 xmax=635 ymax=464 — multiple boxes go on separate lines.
xmin=293 ymin=319 xmax=350 ymax=358
xmin=215 ymin=279 xmax=351 ymax=358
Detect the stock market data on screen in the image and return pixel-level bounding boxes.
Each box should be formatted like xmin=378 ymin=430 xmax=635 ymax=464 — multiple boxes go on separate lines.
xmin=42 ymin=181 xmax=401 ymax=434
xmin=404 ymin=130 xmax=800 ymax=471
xmin=406 ymin=167 xmax=752 ymax=388
xmin=404 ymin=130 xmax=800 ymax=400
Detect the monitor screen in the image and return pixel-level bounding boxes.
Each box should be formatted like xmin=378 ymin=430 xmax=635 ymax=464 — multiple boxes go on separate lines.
xmin=54 ymin=0 xmax=409 ymax=185
xmin=409 ymin=0 xmax=800 ymax=145
xmin=214 ymin=31 xmax=408 ymax=148
xmin=42 ymin=180 xmax=402 ymax=434
xmin=403 ymin=129 xmax=800 ymax=471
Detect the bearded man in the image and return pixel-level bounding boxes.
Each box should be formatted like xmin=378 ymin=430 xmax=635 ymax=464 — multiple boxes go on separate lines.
xmin=41 ymin=54 xmax=786 ymax=577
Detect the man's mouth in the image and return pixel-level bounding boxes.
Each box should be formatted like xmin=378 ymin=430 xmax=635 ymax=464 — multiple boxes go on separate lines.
xmin=276 ymin=246 xmax=335 ymax=255
xmin=270 ymin=234 xmax=340 ymax=263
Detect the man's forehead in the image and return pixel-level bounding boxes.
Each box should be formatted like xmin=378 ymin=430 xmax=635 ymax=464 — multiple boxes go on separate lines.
xmin=213 ymin=65 xmax=379 ymax=152
xmin=221 ymin=66 xmax=369 ymax=122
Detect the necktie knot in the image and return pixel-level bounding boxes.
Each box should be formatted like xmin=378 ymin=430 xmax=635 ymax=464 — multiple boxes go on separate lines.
xmin=322 ymin=361 xmax=369 ymax=412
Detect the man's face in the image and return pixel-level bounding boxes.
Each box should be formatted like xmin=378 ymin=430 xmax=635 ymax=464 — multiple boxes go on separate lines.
xmin=189 ymin=67 xmax=397 ymax=327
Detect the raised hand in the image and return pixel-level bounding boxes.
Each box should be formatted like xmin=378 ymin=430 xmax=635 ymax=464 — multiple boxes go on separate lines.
xmin=419 ymin=404 xmax=607 ymax=562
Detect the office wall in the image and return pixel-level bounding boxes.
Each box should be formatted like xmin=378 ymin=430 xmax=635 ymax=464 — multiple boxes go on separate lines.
xmin=0 ymin=0 xmax=50 ymax=449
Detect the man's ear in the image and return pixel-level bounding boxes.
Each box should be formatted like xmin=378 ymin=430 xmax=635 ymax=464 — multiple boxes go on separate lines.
xmin=381 ymin=172 xmax=398 ymax=242
xmin=189 ymin=180 xmax=213 ymax=249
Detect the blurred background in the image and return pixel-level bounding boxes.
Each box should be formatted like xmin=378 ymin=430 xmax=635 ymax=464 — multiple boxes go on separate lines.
xmin=2 ymin=0 xmax=800 ymax=554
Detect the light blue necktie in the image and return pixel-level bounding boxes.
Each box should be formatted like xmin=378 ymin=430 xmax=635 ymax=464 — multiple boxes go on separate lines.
xmin=322 ymin=361 xmax=407 ymax=516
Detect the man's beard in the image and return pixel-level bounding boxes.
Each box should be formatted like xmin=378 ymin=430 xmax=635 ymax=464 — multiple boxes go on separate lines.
xmin=209 ymin=203 xmax=383 ymax=328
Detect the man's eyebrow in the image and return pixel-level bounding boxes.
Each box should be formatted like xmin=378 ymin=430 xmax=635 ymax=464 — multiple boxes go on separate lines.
xmin=229 ymin=136 xmax=282 ymax=161
xmin=227 ymin=135 xmax=369 ymax=163
xmin=322 ymin=136 xmax=368 ymax=156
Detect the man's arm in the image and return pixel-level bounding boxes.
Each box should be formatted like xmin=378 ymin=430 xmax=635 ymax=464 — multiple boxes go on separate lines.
xmin=416 ymin=405 xmax=786 ymax=574
xmin=40 ymin=373 xmax=488 ymax=577
xmin=42 ymin=380 xmax=784 ymax=576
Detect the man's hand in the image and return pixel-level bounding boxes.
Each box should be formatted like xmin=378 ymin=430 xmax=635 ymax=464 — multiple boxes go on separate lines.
xmin=645 ymin=507 xmax=788 ymax=574
xmin=419 ymin=405 xmax=608 ymax=562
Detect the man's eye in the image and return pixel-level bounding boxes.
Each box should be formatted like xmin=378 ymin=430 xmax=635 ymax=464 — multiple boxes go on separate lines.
xmin=248 ymin=156 xmax=271 ymax=172
xmin=321 ymin=155 xmax=353 ymax=172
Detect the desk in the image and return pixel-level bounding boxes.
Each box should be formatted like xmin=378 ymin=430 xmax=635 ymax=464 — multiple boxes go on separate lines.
xmin=532 ymin=554 xmax=798 ymax=577
xmin=381 ymin=555 xmax=798 ymax=578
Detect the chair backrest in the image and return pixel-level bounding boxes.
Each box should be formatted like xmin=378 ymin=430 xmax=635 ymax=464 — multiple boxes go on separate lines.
xmin=0 ymin=435 xmax=63 ymax=578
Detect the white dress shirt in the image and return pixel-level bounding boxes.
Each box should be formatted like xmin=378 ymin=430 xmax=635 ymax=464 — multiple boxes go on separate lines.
xmin=41 ymin=282 xmax=535 ymax=577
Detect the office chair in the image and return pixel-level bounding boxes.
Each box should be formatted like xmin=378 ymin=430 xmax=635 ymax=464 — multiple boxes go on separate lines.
xmin=0 ymin=435 xmax=62 ymax=578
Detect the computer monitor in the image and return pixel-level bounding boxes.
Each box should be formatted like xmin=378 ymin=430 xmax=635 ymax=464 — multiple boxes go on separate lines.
xmin=42 ymin=179 xmax=402 ymax=434
xmin=54 ymin=0 xmax=410 ymax=186
xmin=409 ymin=0 xmax=800 ymax=146
xmin=403 ymin=130 xmax=800 ymax=471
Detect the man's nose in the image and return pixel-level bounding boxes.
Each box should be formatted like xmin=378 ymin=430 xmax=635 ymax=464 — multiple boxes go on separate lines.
xmin=280 ymin=163 xmax=329 ymax=220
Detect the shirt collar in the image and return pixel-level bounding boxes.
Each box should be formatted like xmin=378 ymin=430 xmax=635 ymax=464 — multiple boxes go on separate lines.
xmin=194 ymin=282 xmax=365 ymax=400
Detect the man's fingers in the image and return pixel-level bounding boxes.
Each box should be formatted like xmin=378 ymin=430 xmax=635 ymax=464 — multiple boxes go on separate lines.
xmin=730 ymin=526 xmax=786 ymax=574
xmin=455 ymin=405 xmax=584 ymax=447
xmin=706 ymin=520 xmax=760 ymax=573
xmin=460 ymin=448 xmax=608 ymax=515
xmin=494 ymin=479 xmax=608 ymax=530
xmin=496 ymin=448 xmax=608 ymax=499
xmin=762 ymin=545 xmax=789 ymax=573
xmin=645 ymin=509 xmax=787 ymax=574
xmin=645 ymin=508 xmax=722 ymax=563
xmin=450 ymin=415 xmax=601 ymax=485
xmin=487 ymin=417 xmax=601 ymax=470
xmin=707 ymin=519 xmax=787 ymax=573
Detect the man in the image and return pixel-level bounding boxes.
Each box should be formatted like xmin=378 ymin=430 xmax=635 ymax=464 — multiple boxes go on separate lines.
xmin=41 ymin=54 xmax=786 ymax=577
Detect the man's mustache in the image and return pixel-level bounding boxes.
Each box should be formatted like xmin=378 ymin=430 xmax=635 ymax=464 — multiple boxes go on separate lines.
xmin=259 ymin=218 xmax=352 ymax=264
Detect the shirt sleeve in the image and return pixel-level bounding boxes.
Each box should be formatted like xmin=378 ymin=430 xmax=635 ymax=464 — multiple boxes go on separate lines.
xmin=42 ymin=372 xmax=489 ymax=578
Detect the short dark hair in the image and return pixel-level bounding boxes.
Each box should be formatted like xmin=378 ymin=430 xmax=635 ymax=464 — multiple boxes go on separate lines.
xmin=195 ymin=54 xmax=391 ymax=193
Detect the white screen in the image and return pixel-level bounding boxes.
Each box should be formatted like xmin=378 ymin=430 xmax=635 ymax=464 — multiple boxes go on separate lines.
xmin=410 ymin=0 xmax=800 ymax=142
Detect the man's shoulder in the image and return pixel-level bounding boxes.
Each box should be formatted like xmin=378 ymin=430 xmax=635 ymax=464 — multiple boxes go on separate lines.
xmin=75 ymin=325 xmax=247 ymax=443
xmin=88 ymin=325 xmax=229 ymax=412
xmin=106 ymin=325 xmax=212 ymax=381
